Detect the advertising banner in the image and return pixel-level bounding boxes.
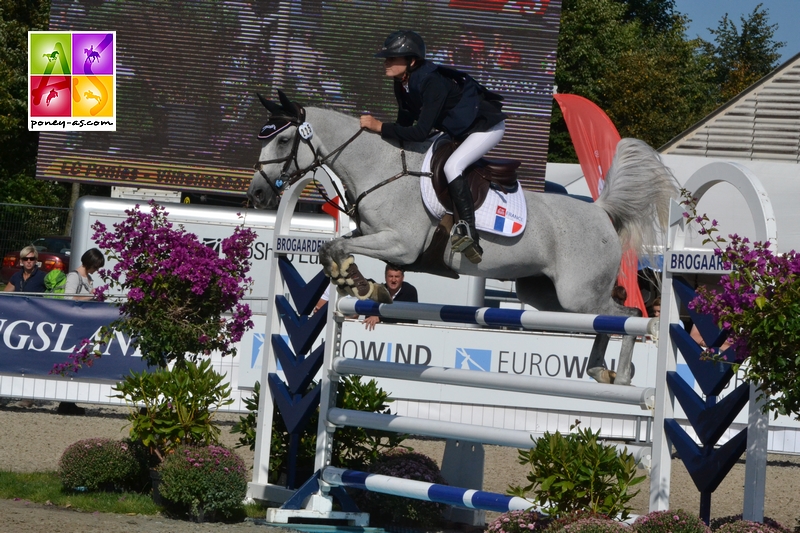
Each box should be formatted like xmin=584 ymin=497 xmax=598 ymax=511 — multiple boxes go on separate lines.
xmin=0 ymin=296 xmax=147 ymax=381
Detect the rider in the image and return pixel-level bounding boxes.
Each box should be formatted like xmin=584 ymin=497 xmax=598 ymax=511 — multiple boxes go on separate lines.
xmin=360 ymin=30 xmax=507 ymax=264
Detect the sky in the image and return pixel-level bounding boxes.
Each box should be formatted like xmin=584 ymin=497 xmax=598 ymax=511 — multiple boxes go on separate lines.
xmin=673 ymin=0 xmax=800 ymax=64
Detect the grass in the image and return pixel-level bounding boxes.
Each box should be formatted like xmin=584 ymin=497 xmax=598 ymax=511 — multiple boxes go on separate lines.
xmin=0 ymin=471 xmax=269 ymax=519
xmin=0 ymin=471 xmax=159 ymax=514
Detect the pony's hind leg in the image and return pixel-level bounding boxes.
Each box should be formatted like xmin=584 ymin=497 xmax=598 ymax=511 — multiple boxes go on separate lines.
xmin=587 ymin=303 xmax=640 ymax=385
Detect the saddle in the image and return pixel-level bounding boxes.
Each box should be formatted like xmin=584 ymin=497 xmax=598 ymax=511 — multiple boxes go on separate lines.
xmin=429 ymin=138 xmax=521 ymax=213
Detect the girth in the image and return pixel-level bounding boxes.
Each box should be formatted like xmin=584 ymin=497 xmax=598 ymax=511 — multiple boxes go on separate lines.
xmin=429 ymin=139 xmax=520 ymax=212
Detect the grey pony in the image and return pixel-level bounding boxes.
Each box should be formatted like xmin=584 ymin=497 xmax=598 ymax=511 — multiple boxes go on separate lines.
xmin=248 ymin=92 xmax=679 ymax=385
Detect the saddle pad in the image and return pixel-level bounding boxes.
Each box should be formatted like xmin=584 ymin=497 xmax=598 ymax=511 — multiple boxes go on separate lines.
xmin=420 ymin=145 xmax=527 ymax=237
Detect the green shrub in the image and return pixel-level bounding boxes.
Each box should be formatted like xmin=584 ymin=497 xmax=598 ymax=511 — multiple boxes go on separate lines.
xmin=710 ymin=516 xmax=789 ymax=533
xmin=158 ymin=444 xmax=247 ymax=522
xmin=114 ymin=358 xmax=233 ymax=463
xmin=58 ymin=438 xmax=149 ymax=492
xmin=487 ymin=509 xmax=551 ymax=533
xmin=231 ymin=375 xmax=407 ymax=484
xmin=356 ymin=449 xmax=446 ymax=528
xmin=510 ymin=422 xmax=645 ymax=521
xmin=633 ymin=509 xmax=711 ymax=533
xmin=550 ymin=517 xmax=628 ymax=533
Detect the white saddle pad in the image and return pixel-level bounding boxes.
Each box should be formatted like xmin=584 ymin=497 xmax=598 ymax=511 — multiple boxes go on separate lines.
xmin=420 ymin=146 xmax=527 ymax=237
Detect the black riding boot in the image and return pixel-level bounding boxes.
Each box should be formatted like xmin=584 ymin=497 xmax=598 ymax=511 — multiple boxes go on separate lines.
xmin=447 ymin=175 xmax=483 ymax=264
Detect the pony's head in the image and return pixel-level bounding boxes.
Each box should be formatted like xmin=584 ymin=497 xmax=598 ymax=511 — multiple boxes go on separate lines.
xmin=248 ymin=90 xmax=317 ymax=209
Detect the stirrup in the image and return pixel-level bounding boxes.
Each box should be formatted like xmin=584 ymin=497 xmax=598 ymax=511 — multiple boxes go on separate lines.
xmin=451 ymin=221 xmax=483 ymax=264
xmin=450 ymin=221 xmax=474 ymax=252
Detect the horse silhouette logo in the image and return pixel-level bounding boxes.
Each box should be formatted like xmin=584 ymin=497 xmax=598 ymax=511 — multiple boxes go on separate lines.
xmin=455 ymin=348 xmax=492 ymax=371
xmin=84 ymin=44 xmax=101 ymax=63
xmin=84 ymin=90 xmax=101 ymax=103
xmin=46 ymin=89 xmax=58 ymax=106
xmin=42 ymin=50 xmax=59 ymax=62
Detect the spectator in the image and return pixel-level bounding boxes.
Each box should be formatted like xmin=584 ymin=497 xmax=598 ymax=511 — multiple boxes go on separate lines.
xmin=65 ymin=248 xmax=104 ymax=301
xmin=4 ymin=245 xmax=47 ymax=293
xmin=649 ymin=297 xmax=661 ymax=318
xmin=363 ymin=265 xmax=418 ymax=331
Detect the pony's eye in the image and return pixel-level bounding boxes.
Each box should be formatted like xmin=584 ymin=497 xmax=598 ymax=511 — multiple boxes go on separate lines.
xmin=278 ymin=137 xmax=290 ymax=145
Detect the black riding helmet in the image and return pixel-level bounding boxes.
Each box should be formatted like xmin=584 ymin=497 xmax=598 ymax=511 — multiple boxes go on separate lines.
xmin=374 ymin=30 xmax=426 ymax=60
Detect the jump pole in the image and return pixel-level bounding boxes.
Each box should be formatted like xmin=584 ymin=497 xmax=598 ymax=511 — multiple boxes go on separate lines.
xmin=321 ymin=467 xmax=538 ymax=513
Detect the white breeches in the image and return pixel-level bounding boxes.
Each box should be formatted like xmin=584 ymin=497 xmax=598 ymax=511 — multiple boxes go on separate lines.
xmin=443 ymin=121 xmax=506 ymax=183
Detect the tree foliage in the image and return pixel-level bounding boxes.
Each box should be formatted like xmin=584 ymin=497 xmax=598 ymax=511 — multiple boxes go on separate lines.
xmin=702 ymin=3 xmax=785 ymax=102
xmin=550 ymin=0 xmax=785 ymax=161
xmin=0 ymin=0 xmax=70 ymax=205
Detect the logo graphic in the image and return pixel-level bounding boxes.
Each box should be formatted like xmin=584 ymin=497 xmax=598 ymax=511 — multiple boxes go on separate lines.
xmin=493 ymin=205 xmax=523 ymax=234
xmin=251 ymin=333 xmax=265 ymax=369
xmin=28 ymin=31 xmax=116 ymax=131
xmin=455 ymin=348 xmax=492 ymax=371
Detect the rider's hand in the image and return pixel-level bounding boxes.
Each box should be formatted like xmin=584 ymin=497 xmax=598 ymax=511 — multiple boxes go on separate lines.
xmin=363 ymin=316 xmax=380 ymax=331
xmin=360 ymin=114 xmax=382 ymax=133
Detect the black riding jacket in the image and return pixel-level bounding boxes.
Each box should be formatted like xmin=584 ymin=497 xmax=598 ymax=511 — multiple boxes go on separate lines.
xmin=380 ymin=60 xmax=506 ymax=143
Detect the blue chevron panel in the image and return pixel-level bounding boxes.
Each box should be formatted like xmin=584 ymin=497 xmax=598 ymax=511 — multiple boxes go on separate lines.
xmin=275 ymin=295 xmax=328 ymax=355
xmin=665 ymin=419 xmax=748 ymax=493
xmin=667 ymin=371 xmax=750 ymax=446
xmin=271 ymin=334 xmax=325 ymax=395
xmin=673 ymin=276 xmax=731 ymax=350
xmin=268 ymin=373 xmax=321 ymax=434
xmin=671 ymin=324 xmax=733 ymax=397
xmin=278 ymin=258 xmax=330 ymax=317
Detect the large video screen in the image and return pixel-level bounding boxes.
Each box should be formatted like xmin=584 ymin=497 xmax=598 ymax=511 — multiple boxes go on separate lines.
xmin=37 ymin=0 xmax=561 ymax=198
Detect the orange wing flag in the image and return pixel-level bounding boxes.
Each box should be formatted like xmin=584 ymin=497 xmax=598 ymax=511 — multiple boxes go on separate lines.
xmin=554 ymin=93 xmax=647 ymax=317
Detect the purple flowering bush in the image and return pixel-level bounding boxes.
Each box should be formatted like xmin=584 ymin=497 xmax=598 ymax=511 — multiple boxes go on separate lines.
xmin=710 ymin=516 xmax=790 ymax=533
xmin=548 ymin=517 xmax=628 ymax=533
xmin=487 ymin=509 xmax=550 ymax=533
xmin=58 ymin=438 xmax=149 ymax=492
xmin=356 ymin=449 xmax=447 ymax=527
xmin=53 ymin=201 xmax=256 ymax=372
xmin=633 ymin=509 xmax=711 ymax=533
xmin=158 ymin=444 xmax=247 ymax=522
xmin=682 ymin=191 xmax=800 ymax=416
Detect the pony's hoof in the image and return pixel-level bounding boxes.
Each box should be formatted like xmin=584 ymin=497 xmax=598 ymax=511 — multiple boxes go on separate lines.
xmin=588 ymin=367 xmax=616 ymax=384
xmin=373 ymin=284 xmax=392 ymax=304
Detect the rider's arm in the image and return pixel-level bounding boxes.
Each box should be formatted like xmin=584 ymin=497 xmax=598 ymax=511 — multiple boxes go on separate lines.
xmin=381 ymin=74 xmax=449 ymax=142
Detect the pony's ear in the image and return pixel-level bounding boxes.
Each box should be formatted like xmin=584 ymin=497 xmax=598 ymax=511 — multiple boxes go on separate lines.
xmin=257 ymin=92 xmax=284 ymax=116
xmin=277 ymin=89 xmax=300 ymax=119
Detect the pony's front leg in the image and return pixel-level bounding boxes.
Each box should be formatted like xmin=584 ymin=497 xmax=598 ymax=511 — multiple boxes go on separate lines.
xmin=319 ymin=231 xmax=421 ymax=303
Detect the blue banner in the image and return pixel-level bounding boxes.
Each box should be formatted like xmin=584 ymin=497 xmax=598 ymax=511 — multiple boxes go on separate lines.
xmin=0 ymin=296 xmax=150 ymax=380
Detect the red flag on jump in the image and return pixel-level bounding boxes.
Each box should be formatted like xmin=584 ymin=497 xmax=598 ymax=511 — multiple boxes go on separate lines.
xmin=553 ymin=93 xmax=647 ymax=317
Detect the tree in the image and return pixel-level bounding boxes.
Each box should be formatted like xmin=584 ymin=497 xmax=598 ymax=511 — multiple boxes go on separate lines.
xmin=702 ymin=3 xmax=785 ymax=102
xmin=549 ymin=0 xmax=716 ymax=160
xmin=600 ymin=17 xmax=717 ymax=148
xmin=614 ymin=0 xmax=676 ymax=32
xmin=0 ymin=0 xmax=70 ymax=206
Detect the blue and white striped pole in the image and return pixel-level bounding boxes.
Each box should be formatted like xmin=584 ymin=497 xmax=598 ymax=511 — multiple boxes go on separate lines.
xmin=321 ymin=467 xmax=539 ymax=514
xmin=337 ymin=297 xmax=657 ymax=337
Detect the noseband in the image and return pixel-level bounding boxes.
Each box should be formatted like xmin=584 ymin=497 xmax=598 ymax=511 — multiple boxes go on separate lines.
xmin=254 ymin=107 xmax=318 ymax=197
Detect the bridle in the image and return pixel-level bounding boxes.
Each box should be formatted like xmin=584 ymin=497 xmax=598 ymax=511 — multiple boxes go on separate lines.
xmin=254 ymin=107 xmax=431 ymax=227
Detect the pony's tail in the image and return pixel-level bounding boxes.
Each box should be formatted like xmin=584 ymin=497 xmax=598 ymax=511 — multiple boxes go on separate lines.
xmin=595 ymin=138 xmax=679 ymax=257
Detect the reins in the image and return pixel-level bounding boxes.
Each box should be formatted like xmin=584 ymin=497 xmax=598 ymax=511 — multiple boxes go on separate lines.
xmin=255 ymin=109 xmax=431 ymax=228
